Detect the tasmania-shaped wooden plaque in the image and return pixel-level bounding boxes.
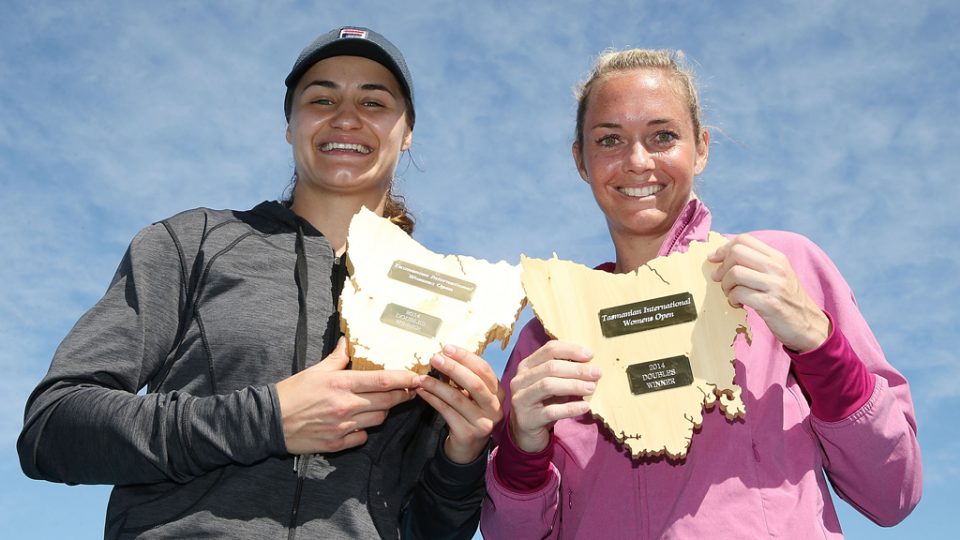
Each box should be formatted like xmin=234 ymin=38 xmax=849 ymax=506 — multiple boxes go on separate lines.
xmin=340 ymin=207 xmax=526 ymax=374
xmin=521 ymin=233 xmax=750 ymax=459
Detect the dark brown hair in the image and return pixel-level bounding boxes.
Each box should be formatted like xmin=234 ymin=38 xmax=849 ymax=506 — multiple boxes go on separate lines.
xmin=281 ymin=172 xmax=415 ymax=235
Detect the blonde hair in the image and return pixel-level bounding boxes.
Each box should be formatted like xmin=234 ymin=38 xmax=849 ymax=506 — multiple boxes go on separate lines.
xmin=574 ymin=49 xmax=704 ymax=155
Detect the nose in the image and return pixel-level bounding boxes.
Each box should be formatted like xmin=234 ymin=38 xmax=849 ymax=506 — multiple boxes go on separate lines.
xmin=331 ymin=103 xmax=362 ymax=129
xmin=625 ymin=142 xmax=655 ymax=174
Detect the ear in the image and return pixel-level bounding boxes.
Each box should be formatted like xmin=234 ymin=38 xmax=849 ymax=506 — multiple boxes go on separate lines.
xmin=572 ymin=142 xmax=589 ymax=182
xmin=401 ymin=127 xmax=413 ymax=152
xmin=285 ymin=123 xmax=293 ymax=145
xmin=694 ymin=128 xmax=710 ymax=175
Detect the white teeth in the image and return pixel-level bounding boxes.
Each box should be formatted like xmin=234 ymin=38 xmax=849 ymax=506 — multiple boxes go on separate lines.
xmin=320 ymin=142 xmax=371 ymax=154
xmin=619 ymin=185 xmax=663 ymax=197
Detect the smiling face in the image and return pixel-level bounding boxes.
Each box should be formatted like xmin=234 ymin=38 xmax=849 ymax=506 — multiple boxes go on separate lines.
xmin=285 ymin=55 xmax=412 ymax=204
xmin=573 ymin=68 xmax=708 ymax=246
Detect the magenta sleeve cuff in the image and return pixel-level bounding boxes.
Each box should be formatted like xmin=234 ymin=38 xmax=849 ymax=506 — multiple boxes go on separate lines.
xmin=492 ymin=427 xmax=554 ymax=493
xmin=787 ymin=311 xmax=876 ymax=422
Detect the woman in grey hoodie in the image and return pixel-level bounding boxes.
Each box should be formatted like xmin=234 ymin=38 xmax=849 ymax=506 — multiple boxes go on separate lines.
xmin=18 ymin=25 xmax=500 ymax=540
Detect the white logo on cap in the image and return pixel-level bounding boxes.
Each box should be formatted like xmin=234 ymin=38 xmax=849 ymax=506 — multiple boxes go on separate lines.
xmin=339 ymin=28 xmax=368 ymax=39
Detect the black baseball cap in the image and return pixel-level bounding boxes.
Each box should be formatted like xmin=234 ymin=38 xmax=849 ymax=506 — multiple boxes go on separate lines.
xmin=283 ymin=26 xmax=415 ymax=126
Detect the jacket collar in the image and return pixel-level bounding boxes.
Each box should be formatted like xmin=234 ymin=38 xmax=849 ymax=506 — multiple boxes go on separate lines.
xmin=657 ymin=197 xmax=712 ymax=257
xmin=249 ymin=200 xmax=325 ymax=237
xmin=595 ymin=198 xmax=712 ymax=272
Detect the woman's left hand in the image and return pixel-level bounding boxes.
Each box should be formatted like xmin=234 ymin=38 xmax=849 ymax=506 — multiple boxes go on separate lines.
xmin=416 ymin=345 xmax=504 ymax=464
xmin=708 ymin=234 xmax=830 ymax=353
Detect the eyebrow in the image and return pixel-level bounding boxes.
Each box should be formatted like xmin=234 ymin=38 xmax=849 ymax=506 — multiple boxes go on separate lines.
xmin=302 ymin=80 xmax=396 ymax=96
xmin=590 ymin=119 xmax=673 ymax=130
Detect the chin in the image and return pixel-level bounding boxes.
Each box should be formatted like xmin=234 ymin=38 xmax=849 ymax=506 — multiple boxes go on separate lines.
xmin=609 ymin=216 xmax=673 ymax=239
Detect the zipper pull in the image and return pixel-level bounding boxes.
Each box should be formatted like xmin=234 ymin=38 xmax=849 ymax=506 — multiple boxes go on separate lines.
xmin=293 ymin=454 xmax=314 ymax=474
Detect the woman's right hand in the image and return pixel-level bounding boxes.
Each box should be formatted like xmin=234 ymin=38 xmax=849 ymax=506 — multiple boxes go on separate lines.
xmin=509 ymin=341 xmax=600 ymax=453
xmin=275 ymin=337 xmax=421 ymax=455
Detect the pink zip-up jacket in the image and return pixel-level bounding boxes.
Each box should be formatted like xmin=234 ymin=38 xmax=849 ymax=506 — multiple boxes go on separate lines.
xmin=481 ymin=200 xmax=921 ymax=539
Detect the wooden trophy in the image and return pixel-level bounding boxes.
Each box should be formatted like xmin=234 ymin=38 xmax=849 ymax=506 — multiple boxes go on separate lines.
xmin=339 ymin=207 xmax=526 ymax=374
xmin=521 ymin=233 xmax=750 ymax=459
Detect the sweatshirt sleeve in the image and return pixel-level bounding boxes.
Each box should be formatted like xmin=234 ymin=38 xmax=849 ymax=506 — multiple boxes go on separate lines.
xmin=481 ymin=319 xmax=564 ymax=540
xmin=788 ymin=311 xmax=875 ymax=421
xmin=492 ymin=427 xmax=554 ymax=492
xmin=771 ymin=231 xmax=922 ymax=526
xmin=17 ymin=222 xmax=288 ymax=486
xmin=401 ymin=429 xmax=488 ymax=540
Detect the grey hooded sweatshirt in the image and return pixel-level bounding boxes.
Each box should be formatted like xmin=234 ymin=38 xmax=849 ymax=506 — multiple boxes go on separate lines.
xmin=18 ymin=201 xmax=485 ymax=539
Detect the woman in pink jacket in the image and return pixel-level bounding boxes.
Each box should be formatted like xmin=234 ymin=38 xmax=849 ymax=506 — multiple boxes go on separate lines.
xmin=480 ymin=49 xmax=922 ymax=539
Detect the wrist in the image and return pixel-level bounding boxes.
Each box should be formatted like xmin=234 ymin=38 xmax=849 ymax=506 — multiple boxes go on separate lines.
xmin=442 ymin=435 xmax=486 ymax=465
xmin=786 ymin=309 xmax=831 ymax=353
xmin=509 ymin=413 xmax=549 ymax=453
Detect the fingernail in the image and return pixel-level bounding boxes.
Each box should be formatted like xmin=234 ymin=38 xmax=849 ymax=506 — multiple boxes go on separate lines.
xmin=442 ymin=344 xmax=456 ymax=355
xmin=590 ymin=366 xmax=602 ymax=378
xmin=581 ymin=347 xmax=593 ymax=358
xmin=432 ymin=354 xmax=445 ymax=367
xmin=584 ymin=382 xmax=596 ymax=392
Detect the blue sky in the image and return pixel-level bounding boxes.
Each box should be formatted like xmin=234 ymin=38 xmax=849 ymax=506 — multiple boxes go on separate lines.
xmin=2 ymin=1 xmax=957 ymax=538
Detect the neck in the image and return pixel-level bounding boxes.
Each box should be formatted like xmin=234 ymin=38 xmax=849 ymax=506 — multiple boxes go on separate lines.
xmin=611 ymin=230 xmax=669 ymax=273
xmin=290 ymin=187 xmax=388 ymax=255
xmin=610 ymin=196 xmax=700 ymax=272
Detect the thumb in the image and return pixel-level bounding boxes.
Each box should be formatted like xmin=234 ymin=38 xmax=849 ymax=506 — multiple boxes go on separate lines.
xmin=316 ymin=336 xmax=350 ymax=371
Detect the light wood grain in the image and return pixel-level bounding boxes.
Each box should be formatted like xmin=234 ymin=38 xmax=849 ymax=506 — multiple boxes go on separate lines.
xmin=340 ymin=207 xmax=526 ymax=374
xmin=521 ymin=233 xmax=749 ymax=459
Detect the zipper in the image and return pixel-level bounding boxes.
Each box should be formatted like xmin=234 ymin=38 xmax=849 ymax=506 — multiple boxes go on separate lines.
xmin=287 ymin=253 xmax=346 ymax=539
xmin=660 ymin=199 xmax=700 ymax=257
xmin=287 ymin=454 xmax=310 ymax=540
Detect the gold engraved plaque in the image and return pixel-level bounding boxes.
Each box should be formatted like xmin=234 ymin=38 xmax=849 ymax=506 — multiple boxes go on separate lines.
xmin=388 ymin=260 xmax=477 ymax=302
xmin=598 ymin=292 xmax=697 ymax=338
xmin=379 ymin=303 xmax=442 ymax=338
xmin=626 ymin=355 xmax=695 ymax=395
